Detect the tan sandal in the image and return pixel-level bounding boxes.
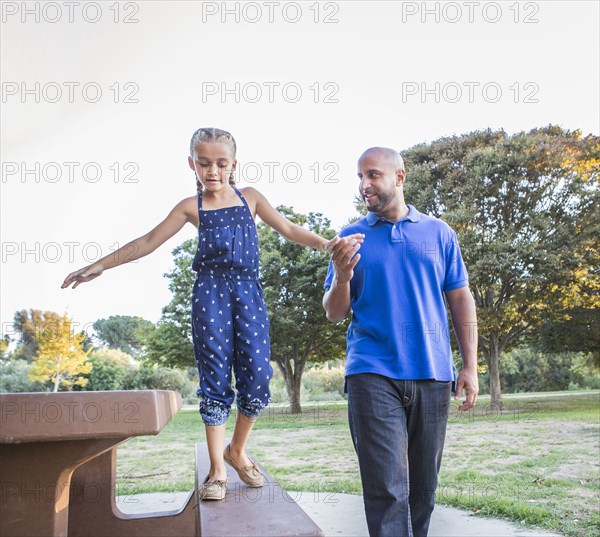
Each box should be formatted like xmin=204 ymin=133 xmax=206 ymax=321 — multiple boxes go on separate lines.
xmin=200 ymin=475 xmax=227 ymax=500
xmin=223 ymin=444 xmax=264 ymax=487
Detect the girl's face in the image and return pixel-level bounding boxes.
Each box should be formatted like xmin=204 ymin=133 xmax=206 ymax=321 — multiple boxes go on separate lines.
xmin=188 ymin=141 xmax=237 ymax=192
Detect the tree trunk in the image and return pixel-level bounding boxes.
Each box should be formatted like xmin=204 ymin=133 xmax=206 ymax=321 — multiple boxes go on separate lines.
xmin=485 ymin=337 xmax=503 ymax=410
xmin=273 ymin=350 xmax=308 ymax=414
xmin=286 ymin=373 xmax=302 ymax=414
xmin=53 ymin=356 xmax=61 ymax=392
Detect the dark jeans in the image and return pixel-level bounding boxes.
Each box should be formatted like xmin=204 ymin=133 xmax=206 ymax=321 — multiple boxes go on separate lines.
xmin=347 ymin=374 xmax=452 ymax=537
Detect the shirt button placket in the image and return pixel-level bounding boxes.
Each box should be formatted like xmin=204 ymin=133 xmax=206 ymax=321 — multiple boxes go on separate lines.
xmin=392 ymin=221 xmax=404 ymax=243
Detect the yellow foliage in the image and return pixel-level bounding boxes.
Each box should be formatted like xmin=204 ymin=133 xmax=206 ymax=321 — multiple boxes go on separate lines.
xmin=28 ymin=312 xmax=92 ymax=392
xmin=0 ymin=338 xmax=8 ymax=357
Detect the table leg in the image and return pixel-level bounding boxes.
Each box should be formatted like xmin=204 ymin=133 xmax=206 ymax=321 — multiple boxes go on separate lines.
xmin=68 ymin=448 xmax=196 ymax=537
xmin=0 ymin=438 xmax=124 ymax=537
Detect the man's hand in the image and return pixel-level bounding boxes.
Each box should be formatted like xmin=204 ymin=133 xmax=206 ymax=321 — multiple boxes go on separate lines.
xmin=322 ymin=235 xmax=363 ymax=323
xmin=454 ymin=368 xmax=479 ymax=411
xmin=323 ymin=233 xmax=364 ymax=254
xmin=330 ymin=236 xmax=362 ymax=284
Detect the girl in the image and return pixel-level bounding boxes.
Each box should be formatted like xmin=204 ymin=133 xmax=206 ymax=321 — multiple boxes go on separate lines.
xmin=62 ymin=128 xmax=363 ymax=500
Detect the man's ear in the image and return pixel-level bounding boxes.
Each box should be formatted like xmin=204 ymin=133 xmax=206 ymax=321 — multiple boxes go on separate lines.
xmin=188 ymin=155 xmax=195 ymax=171
xmin=397 ymin=169 xmax=406 ymax=186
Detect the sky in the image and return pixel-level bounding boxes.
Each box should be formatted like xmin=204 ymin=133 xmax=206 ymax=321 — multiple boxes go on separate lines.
xmin=1 ymin=0 xmax=599 ymax=339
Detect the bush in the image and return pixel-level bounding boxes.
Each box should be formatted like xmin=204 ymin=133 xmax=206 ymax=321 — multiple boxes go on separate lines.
xmin=126 ymin=362 xmax=197 ymax=401
xmin=301 ymin=364 xmax=346 ymax=401
xmin=0 ymin=359 xmax=43 ymax=392
xmin=267 ymin=361 xmax=346 ymax=404
xmin=570 ymin=353 xmax=600 ymax=390
xmin=85 ymin=348 xmax=132 ymax=391
xmin=482 ymin=346 xmax=600 ymax=393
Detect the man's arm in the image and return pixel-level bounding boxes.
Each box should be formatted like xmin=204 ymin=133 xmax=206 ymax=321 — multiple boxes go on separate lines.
xmin=323 ymin=237 xmax=362 ymax=323
xmin=445 ymin=286 xmax=479 ymax=411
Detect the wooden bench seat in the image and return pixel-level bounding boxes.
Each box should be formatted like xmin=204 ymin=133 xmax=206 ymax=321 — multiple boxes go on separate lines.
xmin=195 ymin=441 xmax=324 ymax=537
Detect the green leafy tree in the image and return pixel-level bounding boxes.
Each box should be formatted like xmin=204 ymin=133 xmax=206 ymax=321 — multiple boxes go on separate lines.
xmin=258 ymin=207 xmax=348 ymax=413
xmin=143 ymin=240 xmax=197 ymax=368
xmin=529 ymin=241 xmax=600 ymax=363
xmin=93 ymin=315 xmax=154 ymax=356
xmin=402 ymin=126 xmax=599 ymax=407
xmin=10 ymin=309 xmax=56 ymax=363
xmin=532 ymin=308 xmax=599 ymax=362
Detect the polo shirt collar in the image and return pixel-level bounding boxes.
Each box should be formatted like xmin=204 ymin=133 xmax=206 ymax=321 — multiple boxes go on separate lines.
xmin=366 ymin=204 xmax=421 ymax=226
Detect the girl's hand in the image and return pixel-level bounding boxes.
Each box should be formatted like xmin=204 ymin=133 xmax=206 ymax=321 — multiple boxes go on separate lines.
xmin=323 ymin=233 xmax=365 ymax=254
xmin=61 ymin=263 xmax=104 ymax=289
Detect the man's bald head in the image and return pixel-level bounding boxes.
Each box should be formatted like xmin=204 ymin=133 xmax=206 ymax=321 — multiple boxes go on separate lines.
xmin=358 ymin=147 xmax=405 ymax=173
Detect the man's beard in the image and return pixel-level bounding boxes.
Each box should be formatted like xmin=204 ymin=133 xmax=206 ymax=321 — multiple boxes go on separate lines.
xmin=364 ymin=187 xmax=395 ymax=213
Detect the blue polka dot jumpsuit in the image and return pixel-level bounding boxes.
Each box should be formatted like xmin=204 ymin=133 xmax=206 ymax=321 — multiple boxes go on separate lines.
xmin=191 ymin=187 xmax=273 ymax=426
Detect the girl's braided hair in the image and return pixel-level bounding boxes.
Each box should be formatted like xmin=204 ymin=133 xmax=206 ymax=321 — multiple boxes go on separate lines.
xmin=189 ymin=128 xmax=237 ymax=190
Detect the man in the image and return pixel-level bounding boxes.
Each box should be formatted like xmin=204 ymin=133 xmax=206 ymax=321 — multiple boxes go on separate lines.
xmin=323 ymin=147 xmax=479 ymax=537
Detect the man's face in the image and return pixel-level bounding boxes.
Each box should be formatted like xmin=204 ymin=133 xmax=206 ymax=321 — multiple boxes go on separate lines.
xmin=357 ymin=152 xmax=403 ymax=214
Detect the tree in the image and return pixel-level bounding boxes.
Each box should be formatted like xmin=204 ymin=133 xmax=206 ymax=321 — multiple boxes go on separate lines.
xmin=531 ymin=308 xmax=600 ymax=362
xmin=143 ymin=240 xmax=196 ymax=369
xmin=28 ymin=312 xmax=92 ymax=392
xmin=257 ymin=207 xmax=348 ymax=413
xmin=93 ymin=315 xmax=155 ymax=356
xmin=10 ymin=309 xmax=58 ymax=363
xmin=528 ymin=238 xmax=600 ymax=362
xmin=402 ymin=126 xmax=599 ymax=407
xmin=85 ymin=348 xmax=132 ymax=391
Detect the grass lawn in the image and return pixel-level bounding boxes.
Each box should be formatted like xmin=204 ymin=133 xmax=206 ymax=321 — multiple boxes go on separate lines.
xmin=117 ymin=392 xmax=599 ymax=537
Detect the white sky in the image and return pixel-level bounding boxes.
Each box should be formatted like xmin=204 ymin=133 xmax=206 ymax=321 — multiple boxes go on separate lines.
xmin=1 ymin=0 xmax=599 ymax=338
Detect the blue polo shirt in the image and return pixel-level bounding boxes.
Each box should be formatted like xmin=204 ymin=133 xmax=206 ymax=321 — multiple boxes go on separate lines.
xmin=324 ymin=205 xmax=469 ymax=382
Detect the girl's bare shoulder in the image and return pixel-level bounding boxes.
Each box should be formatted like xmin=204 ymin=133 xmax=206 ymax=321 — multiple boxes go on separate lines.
xmin=175 ymin=194 xmax=198 ymax=211
xmin=239 ymin=186 xmax=266 ymax=204
xmin=238 ymin=187 xmax=262 ymax=215
xmin=173 ymin=195 xmax=199 ymax=225
xmin=239 ymin=186 xmax=260 ymax=197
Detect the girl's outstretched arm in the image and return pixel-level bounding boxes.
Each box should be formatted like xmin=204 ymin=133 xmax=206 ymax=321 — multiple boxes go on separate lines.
xmin=244 ymin=187 xmax=363 ymax=252
xmin=61 ymin=196 xmax=197 ymax=289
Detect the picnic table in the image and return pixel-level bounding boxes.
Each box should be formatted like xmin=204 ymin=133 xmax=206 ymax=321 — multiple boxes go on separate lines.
xmin=0 ymin=390 xmax=323 ymax=537
xmin=0 ymin=390 xmax=195 ymax=537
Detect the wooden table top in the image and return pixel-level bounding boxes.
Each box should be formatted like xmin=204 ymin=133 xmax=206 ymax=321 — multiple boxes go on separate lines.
xmin=0 ymin=390 xmax=182 ymax=443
